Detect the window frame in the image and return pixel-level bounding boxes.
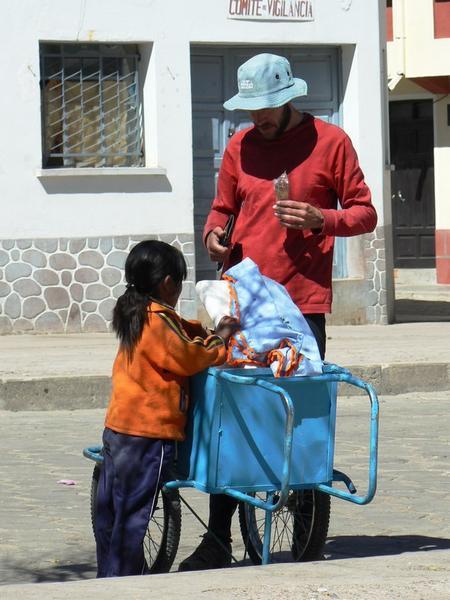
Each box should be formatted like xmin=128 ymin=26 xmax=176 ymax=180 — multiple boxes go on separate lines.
xmin=39 ymin=42 xmax=145 ymax=169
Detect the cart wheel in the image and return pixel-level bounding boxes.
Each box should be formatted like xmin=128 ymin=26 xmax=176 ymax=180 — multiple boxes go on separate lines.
xmin=238 ymin=489 xmax=330 ymax=564
xmin=90 ymin=464 xmax=182 ymax=574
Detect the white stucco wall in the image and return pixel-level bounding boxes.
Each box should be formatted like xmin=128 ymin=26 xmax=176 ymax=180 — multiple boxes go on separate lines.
xmin=0 ymin=0 xmax=386 ymax=241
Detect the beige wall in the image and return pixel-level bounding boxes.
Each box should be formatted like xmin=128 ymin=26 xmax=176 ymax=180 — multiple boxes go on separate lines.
xmin=388 ymin=0 xmax=450 ymax=81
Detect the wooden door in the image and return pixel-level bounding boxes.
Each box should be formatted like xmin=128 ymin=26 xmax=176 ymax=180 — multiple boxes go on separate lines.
xmin=390 ymin=100 xmax=435 ymax=268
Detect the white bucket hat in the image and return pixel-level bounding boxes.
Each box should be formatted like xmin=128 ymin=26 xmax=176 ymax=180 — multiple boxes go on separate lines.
xmin=223 ymin=53 xmax=308 ymax=111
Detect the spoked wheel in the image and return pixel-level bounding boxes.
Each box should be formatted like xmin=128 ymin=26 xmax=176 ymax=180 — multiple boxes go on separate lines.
xmin=238 ymin=489 xmax=330 ymax=564
xmin=90 ymin=464 xmax=182 ymax=574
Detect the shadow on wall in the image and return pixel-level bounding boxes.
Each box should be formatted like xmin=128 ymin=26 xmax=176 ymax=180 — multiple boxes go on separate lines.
xmin=37 ymin=174 xmax=172 ymax=194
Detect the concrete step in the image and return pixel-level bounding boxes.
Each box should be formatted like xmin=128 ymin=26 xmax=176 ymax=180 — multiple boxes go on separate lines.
xmin=394 ymin=268 xmax=437 ymax=285
xmin=2 ymin=551 xmax=450 ymax=600
xmin=395 ymin=284 xmax=450 ymax=303
xmin=1 ymin=323 xmax=450 ymax=409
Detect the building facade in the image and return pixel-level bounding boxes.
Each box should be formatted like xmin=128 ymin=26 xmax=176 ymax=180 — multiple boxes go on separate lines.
xmin=0 ymin=0 xmax=390 ymax=334
xmin=387 ymin=0 xmax=450 ymax=284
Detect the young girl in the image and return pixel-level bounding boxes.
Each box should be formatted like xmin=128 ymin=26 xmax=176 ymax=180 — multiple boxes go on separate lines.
xmin=95 ymin=240 xmax=238 ymax=578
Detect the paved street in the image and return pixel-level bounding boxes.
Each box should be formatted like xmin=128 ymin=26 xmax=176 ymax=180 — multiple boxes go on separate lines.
xmin=1 ymin=390 xmax=450 ymax=594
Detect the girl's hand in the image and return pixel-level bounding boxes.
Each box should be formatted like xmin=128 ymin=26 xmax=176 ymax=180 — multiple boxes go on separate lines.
xmin=215 ymin=316 xmax=240 ymax=343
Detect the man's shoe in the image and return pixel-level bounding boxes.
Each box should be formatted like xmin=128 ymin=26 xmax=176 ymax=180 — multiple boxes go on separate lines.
xmin=178 ymin=533 xmax=232 ymax=571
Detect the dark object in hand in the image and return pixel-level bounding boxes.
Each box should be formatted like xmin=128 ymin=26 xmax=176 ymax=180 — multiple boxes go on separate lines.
xmin=217 ymin=215 xmax=235 ymax=272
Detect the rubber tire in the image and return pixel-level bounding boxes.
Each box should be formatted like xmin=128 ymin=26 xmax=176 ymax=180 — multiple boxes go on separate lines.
xmin=238 ymin=489 xmax=330 ymax=564
xmin=90 ymin=464 xmax=182 ymax=574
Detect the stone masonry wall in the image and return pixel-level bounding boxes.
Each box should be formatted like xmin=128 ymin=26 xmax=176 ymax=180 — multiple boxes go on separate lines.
xmin=0 ymin=234 xmax=195 ymax=334
xmin=364 ymin=225 xmax=387 ymax=324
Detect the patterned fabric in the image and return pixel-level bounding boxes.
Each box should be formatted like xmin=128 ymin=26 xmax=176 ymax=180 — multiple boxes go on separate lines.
xmin=197 ymin=258 xmax=322 ymax=377
xmin=224 ymin=259 xmax=322 ymax=377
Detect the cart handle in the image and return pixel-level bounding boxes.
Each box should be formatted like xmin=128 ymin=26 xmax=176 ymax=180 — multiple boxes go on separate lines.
xmin=83 ymin=445 xmax=103 ymax=464
xmin=214 ymin=368 xmax=379 ymax=508
xmin=313 ymin=368 xmax=379 ymax=505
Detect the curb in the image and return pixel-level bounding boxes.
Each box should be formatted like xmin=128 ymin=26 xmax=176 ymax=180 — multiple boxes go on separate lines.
xmin=339 ymin=362 xmax=450 ymax=396
xmin=1 ymin=362 xmax=449 ymax=410
xmin=2 ymin=551 xmax=450 ymax=599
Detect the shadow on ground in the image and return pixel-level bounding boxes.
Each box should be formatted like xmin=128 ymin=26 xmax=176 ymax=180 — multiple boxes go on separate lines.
xmin=2 ymin=535 xmax=450 ymax=584
xmin=395 ymin=299 xmax=450 ymax=322
xmin=0 ymin=559 xmax=97 ymax=585
xmin=325 ymin=534 xmax=450 ymax=559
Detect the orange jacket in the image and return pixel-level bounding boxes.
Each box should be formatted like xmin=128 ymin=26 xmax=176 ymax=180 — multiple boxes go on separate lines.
xmin=105 ymin=301 xmax=226 ymax=440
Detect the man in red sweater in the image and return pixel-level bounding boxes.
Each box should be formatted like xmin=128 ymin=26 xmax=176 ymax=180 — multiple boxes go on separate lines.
xmin=179 ymin=53 xmax=377 ymax=572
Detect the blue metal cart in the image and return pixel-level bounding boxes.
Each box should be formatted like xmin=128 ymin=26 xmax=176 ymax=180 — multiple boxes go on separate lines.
xmin=84 ymin=362 xmax=378 ymax=571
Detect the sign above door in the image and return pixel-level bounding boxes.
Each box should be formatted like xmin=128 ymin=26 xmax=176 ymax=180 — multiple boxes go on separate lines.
xmin=227 ymin=0 xmax=314 ymax=22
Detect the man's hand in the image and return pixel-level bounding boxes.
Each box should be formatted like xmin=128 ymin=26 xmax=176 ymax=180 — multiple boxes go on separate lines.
xmin=274 ymin=200 xmax=324 ymax=231
xmin=206 ymin=227 xmax=233 ymax=262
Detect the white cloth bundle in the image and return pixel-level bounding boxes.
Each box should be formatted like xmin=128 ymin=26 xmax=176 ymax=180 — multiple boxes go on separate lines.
xmin=195 ymin=280 xmax=231 ymax=328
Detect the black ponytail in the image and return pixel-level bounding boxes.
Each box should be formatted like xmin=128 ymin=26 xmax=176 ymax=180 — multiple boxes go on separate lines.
xmin=112 ymin=240 xmax=187 ymax=360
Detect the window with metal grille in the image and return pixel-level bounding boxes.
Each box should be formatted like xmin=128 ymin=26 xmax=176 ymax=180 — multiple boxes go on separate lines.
xmin=40 ymin=43 xmax=144 ymax=168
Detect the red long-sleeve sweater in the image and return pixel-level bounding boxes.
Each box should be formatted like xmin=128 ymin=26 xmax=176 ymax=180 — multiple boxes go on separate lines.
xmin=204 ymin=113 xmax=377 ymax=313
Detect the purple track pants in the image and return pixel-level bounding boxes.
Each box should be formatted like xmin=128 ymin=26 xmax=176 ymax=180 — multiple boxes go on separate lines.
xmin=95 ymin=427 xmax=174 ymax=577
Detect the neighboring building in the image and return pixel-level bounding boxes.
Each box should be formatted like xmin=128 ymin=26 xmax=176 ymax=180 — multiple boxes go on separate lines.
xmin=0 ymin=0 xmax=390 ymax=334
xmin=387 ymin=0 xmax=450 ymax=284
